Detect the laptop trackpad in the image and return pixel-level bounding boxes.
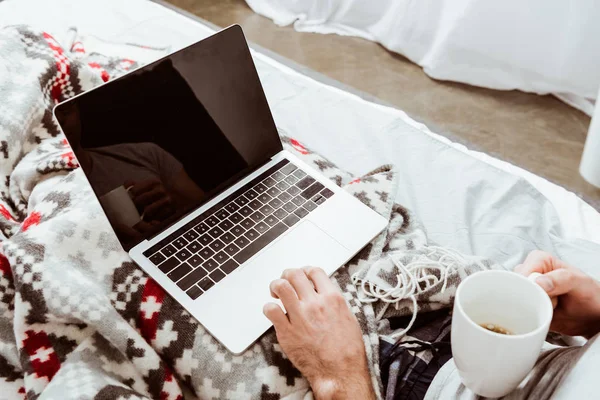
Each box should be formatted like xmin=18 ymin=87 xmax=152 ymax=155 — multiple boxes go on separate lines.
xmin=243 ymin=220 xmax=350 ymax=279
xmin=201 ymin=221 xmax=350 ymax=353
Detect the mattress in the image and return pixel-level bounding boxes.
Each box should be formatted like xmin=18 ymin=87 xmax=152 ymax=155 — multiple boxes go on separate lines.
xmin=2 ymin=0 xmax=599 ymax=278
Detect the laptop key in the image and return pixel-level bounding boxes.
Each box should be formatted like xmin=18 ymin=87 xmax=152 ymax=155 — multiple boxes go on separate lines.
xmin=245 ymin=228 xmax=259 ymax=241
xmin=257 ymin=193 xmax=271 ymax=203
xmin=294 ymin=207 xmax=309 ymax=219
xmin=234 ymin=223 xmax=288 ymax=264
xmin=263 ymin=177 xmax=277 ymax=187
xmin=239 ymin=206 xmax=253 ymax=217
xmin=224 ymin=243 xmax=240 ymax=256
xmin=168 ymin=263 xmax=192 ymax=282
xmin=255 ymin=221 xmax=269 ymax=233
xmin=273 ymin=208 xmax=288 ymax=220
xmin=183 ymin=230 xmax=199 ymax=242
xmin=321 ymin=188 xmax=335 ymax=199
xmin=205 ymin=215 xmax=220 ymax=227
xmin=229 ymin=212 xmax=243 ymax=224
xmin=254 ymin=182 xmax=267 ymax=193
xmin=250 ymin=211 xmax=265 ymax=223
xmin=268 ymin=197 xmax=283 ymax=209
xmin=245 ymin=189 xmax=258 ymax=200
xmin=209 ymin=239 xmax=225 ymax=252
xmin=285 ymin=175 xmax=299 ymax=185
xmin=293 ymin=169 xmax=307 ymax=179
xmin=287 ymin=186 xmax=301 ymax=196
xmin=214 ymin=251 xmax=228 ymax=264
xmin=313 ymin=194 xmax=326 ymax=205
xmin=194 ymin=223 xmax=209 ymax=235
xmin=303 ymin=201 xmax=317 ymax=212
xmin=291 ymin=196 xmax=305 ymax=206
xmin=221 ymin=259 xmax=240 ymax=274
xmin=187 ymin=254 xmax=203 ymax=268
xmin=259 ymin=204 xmax=274 ymax=216
xmin=241 ymin=218 xmax=255 ymax=229
xmin=177 ymin=267 xmax=207 ymax=291
xmin=199 ymin=247 xmax=215 ymax=259
xmin=278 ymin=192 xmax=292 ymax=202
xmin=161 ymin=244 xmax=176 ymax=257
xmin=283 ymin=214 xmax=300 ymax=227
xmin=276 ymin=181 xmax=290 ymax=191
xmin=265 ymin=215 xmax=278 ymax=226
xmin=218 ymin=219 xmax=234 ymax=231
xmin=210 ymin=269 xmax=226 ymax=283
xmin=281 ymin=163 xmax=297 ymax=175
xmin=198 ymin=234 xmax=212 ymax=246
xmin=271 ymin=171 xmax=285 ymax=181
xmin=186 ymin=285 xmax=203 ymax=300
xmin=301 ymin=182 xmax=325 ymax=200
xmin=225 ymin=202 xmax=240 ymax=213
xmin=220 ymin=232 xmax=235 ymax=244
xmin=172 ymin=237 xmax=188 ymax=249
xmin=266 ymin=186 xmax=281 ymax=197
xmin=202 ymin=258 xmax=219 ymax=272
xmin=249 ymin=199 xmax=262 ymax=210
xmin=283 ymin=202 xmax=297 ymax=213
xmin=186 ymin=240 xmax=201 ymax=254
xmin=149 ymin=252 xmax=166 ymax=265
xmin=209 ymin=226 xmax=224 ymax=239
xmin=234 ymin=235 xmax=250 ymax=248
xmin=296 ymin=176 xmax=315 ymax=190
xmin=175 ymin=249 xmax=192 ymax=262
xmin=235 ymin=195 xmax=249 ymax=207
xmin=230 ymin=225 xmax=245 ymax=237
xmin=198 ymin=277 xmax=215 ymax=292
xmin=216 ymin=209 xmax=229 ymax=220
xmin=158 ymin=257 xmax=180 ymax=273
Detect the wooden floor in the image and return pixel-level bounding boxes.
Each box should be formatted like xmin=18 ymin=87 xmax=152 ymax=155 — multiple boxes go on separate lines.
xmin=167 ymin=0 xmax=600 ymax=209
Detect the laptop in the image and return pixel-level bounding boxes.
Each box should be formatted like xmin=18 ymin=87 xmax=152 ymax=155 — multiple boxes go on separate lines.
xmin=54 ymin=25 xmax=387 ymax=354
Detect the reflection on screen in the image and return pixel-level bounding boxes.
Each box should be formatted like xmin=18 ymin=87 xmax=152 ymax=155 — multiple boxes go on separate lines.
xmin=55 ymin=27 xmax=281 ymax=250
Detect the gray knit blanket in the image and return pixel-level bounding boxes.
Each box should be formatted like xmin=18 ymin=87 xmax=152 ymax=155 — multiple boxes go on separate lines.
xmin=0 ymin=26 xmax=498 ymax=399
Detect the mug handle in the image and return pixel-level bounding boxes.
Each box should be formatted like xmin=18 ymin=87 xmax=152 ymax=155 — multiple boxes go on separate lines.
xmin=528 ymin=272 xmax=542 ymax=282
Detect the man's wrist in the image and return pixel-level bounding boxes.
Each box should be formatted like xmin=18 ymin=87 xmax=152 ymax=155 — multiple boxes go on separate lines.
xmin=311 ymin=373 xmax=376 ymax=400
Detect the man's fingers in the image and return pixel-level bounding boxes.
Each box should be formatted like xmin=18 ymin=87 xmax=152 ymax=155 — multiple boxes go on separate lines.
xmin=535 ymin=268 xmax=579 ymax=297
xmin=135 ymin=187 xmax=167 ymax=207
xmin=142 ymin=197 xmax=172 ymax=219
xmin=127 ymin=179 xmax=159 ymax=196
xmin=263 ymin=302 xmax=289 ymax=330
xmin=270 ymin=279 xmax=299 ymax=313
xmin=303 ymin=267 xmax=334 ymax=294
xmin=282 ymin=269 xmax=315 ymax=300
xmin=515 ymin=250 xmax=553 ymax=276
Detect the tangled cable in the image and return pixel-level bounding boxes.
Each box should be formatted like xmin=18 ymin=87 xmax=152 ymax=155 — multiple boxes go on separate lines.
xmin=351 ymin=246 xmax=477 ymax=339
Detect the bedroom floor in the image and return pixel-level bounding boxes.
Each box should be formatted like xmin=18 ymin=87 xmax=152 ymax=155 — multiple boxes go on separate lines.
xmin=166 ymin=0 xmax=600 ymax=210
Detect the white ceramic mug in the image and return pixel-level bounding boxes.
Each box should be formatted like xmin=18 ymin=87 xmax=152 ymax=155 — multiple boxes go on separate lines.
xmin=451 ymin=270 xmax=553 ymax=398
xmin=99 ymin=185 xmax=141 ymax=228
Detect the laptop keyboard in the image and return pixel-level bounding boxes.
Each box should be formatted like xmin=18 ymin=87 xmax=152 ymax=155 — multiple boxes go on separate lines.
xmin=143 ymin=160 xmax=335 ymax=300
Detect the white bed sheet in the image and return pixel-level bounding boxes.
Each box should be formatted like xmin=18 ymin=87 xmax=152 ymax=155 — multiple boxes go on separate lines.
xmin=2 ymin=0 xmax=599 ymax=277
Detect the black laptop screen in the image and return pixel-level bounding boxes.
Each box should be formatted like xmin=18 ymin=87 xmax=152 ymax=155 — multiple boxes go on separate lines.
xmin=54 ymin=26 xmax=282 ymax=251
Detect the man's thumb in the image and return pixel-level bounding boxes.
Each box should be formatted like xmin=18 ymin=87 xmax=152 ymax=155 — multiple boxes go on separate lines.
xmin=535 ymin=269 xmax=576 ymax=296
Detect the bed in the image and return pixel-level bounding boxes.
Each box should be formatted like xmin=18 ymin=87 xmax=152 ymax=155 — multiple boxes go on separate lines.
xmin=1 ymin=0 xmax=599 ymax=398
xmin=1 ymin=0 xmax=599 ymax=271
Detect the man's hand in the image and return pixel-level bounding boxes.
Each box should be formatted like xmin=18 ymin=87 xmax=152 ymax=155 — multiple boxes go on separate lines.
xmin=125 ymin=179 xmax=174 ymax=221
xmin=263 ymin=267 xmax=376 ymax=400
xmin=515 ymin=250 xmax=600 ymax=338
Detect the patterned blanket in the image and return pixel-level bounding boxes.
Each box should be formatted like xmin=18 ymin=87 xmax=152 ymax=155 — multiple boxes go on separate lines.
xmin=0 ymin=26 xmax=497 ymax=399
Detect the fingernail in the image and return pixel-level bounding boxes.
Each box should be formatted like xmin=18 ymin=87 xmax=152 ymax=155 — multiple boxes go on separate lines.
xmin=536 ymin=276 xmax=554 ymax=292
